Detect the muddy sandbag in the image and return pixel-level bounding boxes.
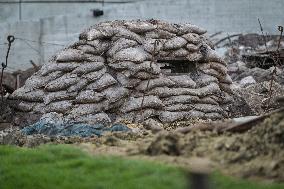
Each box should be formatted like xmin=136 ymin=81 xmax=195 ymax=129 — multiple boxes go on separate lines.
xmin=164 ymin=37 xmax=188 ymax=50
xmin=182 ymin=33 xmax=201 ymax=44
xmin=178 ymin=23 xmax=207 ymax=35
xmin=193 ymin=104 xmax=226 ymax=115
xmin=84 ymin=25 xmax=118 ymax=40
xmin=70 ymin=101 xmax=109 ymax=115
xmin=194 ymin=73 xmax=218 ymax=87
xmin=168 ymin=75 xmax=196 ymax=88
xmin=77 ymin=45 xmax=103 ymax=55
xmin=67 ymin=112 xmax=111 ymax=126
xmin=169 ymin=48 xmax=189 ymax=57
xmin=45 ymin=73 xmax=79 ymax=92
xmin=82 ymin=67 xmax=106 ymax=82
xmin=86 ymin=73 xmax=117 ymax=91
xmin=67 ymin=79 xmax=89 ymax=93
xmin=75 ymin=90 xmax=104 ymax=103
xmin=186 ymin=52 xmax=203 ymax=62
xmin=56 ymin=49 xmax=87 ymax=62
xmin=116 ymin=73 xmax=141 ymax=88
xmin=34 ymin=101 xmax=73 ymax=114
xmin=107 ymin=38 xmax=138 ymax=57
xmin=102 ymin=86 xmax=129 ymax=103
xmin=198 ymin=96 xmax=219 ymax=105
xmin=163 ymin=95 xmax=200 ymax=105
xmin=186 ymin=43 xmax=199 ymax=52
xmin=133 ymin=71 xmax=159 ymax=80
xmin=112 ymin=47 xmax=151 ymax=63
xmin=125 ymin=20 xmax=155 ymax=33
xmin=71 ymin=62 xmax=104 ymax=75
xmin=39 ymin=62 xmax=78 ymax=76
xmin=24 ymin=71 xmax=64 ymax=90
xmin=143 ymin=38 xmax=166 ymax=53
xmin=44 ymin=91 xmax=77 ymax=105
xmin=86 ymin=39 xmax=110 ymax=53
xmin=148 ymin=83 xmax=221 ymax=98
xmin=120 ymin=95 xmax=163 ymax=113
xmin=165 ymin=104 xmax=194 ymax=111
xmin=145 ymin=29 xmax=176 ymax=39
xmin=16 ymin=101 xmax=39 ymax=112
xmin=113 ymin=27 xmax=144 ymax=44
xmin=136 ymin=77 xmax=175 ymax=91
xmin=10 ymin=88 xmax=44 ymax=102
xmin=159 ymin=110 xmax=205 ymax=123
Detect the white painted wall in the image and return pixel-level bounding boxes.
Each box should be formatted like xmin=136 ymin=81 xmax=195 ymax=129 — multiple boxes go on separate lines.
xmin=0 ymin=0 xmax=283 ymax=71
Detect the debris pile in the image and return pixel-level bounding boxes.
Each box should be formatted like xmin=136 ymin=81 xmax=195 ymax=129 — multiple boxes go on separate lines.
xmin=10 ymin=20 xmax=232 ymax=127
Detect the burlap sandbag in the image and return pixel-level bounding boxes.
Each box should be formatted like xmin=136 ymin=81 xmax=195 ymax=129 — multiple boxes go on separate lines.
xmin=164 ymin=37 xmax=188 ymax=50
xmin=82 ymin=67 xmax=106 ymax=82
xmin=159 ymin=110 xmax=205 ymax=123
xmin=102 ymin=86 xmax=129 ymax=103
xmin=116 ymin=73 xmax=141 ymax=88
xmin=107 ymin=38 xmax=138 ymax=57
xmin=34 ymin=100 xmax=73 ymax=114
xmin=168 ymin=75 xmax=196 ymax=88
xmin=71 ymin=62 xmax=104 ymax=75
xmin=39 ymin=62 xmax=78 ymax=76
xmin=125 ymin=20 xmax=155 ymax=33
xmin=163 ymin=95 xmax=200 ymax=105
xmin=144 ymin=29 xmax=176 ymax=39
xmin=136 ymin=77 xmax=175 ymax=91
xmin=112 ymin=47 xmax=151 ymax=63
xmin=10 ymin=87 xmax=44 ymax=102
xmin=56 ymin=49 xmax=87 ymax=62
xmin=67 ymin=79 xmax=89 ymax=93
xmin=70 ymin=101 xmax=109 ymax=115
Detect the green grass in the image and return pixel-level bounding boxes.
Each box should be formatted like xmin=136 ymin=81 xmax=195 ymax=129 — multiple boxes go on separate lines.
xmin=0 ymin=145 xmax=283 ymax=189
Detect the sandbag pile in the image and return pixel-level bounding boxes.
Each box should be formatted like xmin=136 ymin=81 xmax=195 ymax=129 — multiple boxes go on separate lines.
xmin=10 ymin=20 xmax=232 ymax=125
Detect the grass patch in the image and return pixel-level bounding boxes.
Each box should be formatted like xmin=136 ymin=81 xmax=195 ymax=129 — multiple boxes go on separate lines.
xmin=0 ymin=144 xmax=283 ymax=189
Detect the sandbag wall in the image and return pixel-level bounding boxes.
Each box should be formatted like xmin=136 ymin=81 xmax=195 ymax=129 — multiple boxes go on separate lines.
xmin=10 ymin=20 xmax=232 ymax=124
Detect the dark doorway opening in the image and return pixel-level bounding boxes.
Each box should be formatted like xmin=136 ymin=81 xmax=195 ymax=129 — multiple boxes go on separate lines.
xmin=157 ymin=59 xmax=197 ymax=74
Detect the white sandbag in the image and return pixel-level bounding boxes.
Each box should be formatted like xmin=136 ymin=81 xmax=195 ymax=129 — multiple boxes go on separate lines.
xmin=70 ymin=101 xmax=109 ymax=115
xmin=163 ymin=95 xmax=200 ymax=105
xmin=56 ymin=49 xmax=87 ymax=62
xmin=136 ymin=77 xmax=175 ymax=91
xmin=67 ymin=79 xmax=89 ymax=93
xmin=75 ymin=90 xmax=104 ymax=103
xmin=82 ymin=67 xmax=106 ymax=81
xmin=72 ymin=62 xmax=104 ymax=75
xmin=125 ymin=20 xmax=155 ymax=33
xmin=168 ymin=75 xmax=196 ymax=88
xmin=116 ymin=73 xmax=141 ymax=88
xmin=86 ymin=73 xmax=117 ymax=91
xmin=163 ymin=37 xmax=187 ymax=50
xmin=107 ymin=38 xmax=138 ymax=57
xmin=44 ymin=91 xmax=77 ymax=105
xmin=178 ymin=23 xmax=207 ymax=35
xmin=102 ymin=86 xmax=129 ymax=103
xmin=45 ymin=73 xmax=79 ymax=92
xmin=39 ymin=62 xmax=78 ymax=76
xmin=112 ymin=47 xmax=151 ymax=63
xmin=120 ymin=95 xmax=164 ymax=113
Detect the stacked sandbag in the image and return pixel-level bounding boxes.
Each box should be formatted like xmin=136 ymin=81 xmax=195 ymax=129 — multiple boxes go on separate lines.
xmin=11 ymin=19 xmax=232 ymax=125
